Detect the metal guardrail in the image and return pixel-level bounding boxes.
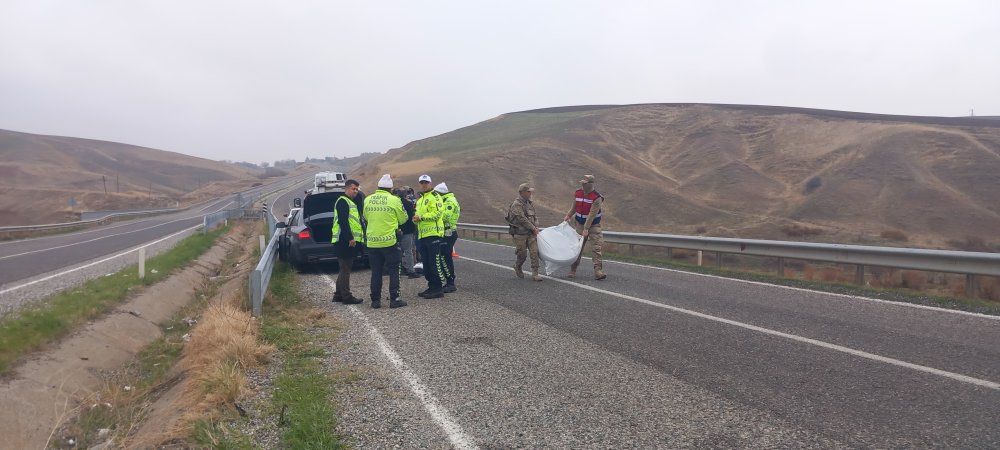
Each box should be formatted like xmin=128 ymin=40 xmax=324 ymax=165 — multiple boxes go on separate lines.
xmin=246 ymin=181 xmax=304 ymax=316
xmin=80 ymin=207 xmax=181 ymax=221
xmin=202 ymin=208 xmax=271 ymax=233
xmin=458 ymin=223 xmax=1000 ymax=298
xmin=0 ymin=208 xmax=181 ymax=239
xmin=250 ymin=229 xmax=281 ymax=317
xmin=2 ymin=177 xmax=303 ymax=241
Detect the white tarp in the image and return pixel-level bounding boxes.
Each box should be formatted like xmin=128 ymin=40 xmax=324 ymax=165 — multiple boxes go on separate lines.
xmin=537 ymin=221 xmax=584 ymax=275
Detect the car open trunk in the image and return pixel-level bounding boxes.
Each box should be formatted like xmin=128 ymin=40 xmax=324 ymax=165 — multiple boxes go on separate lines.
xmin=303 ymin=191 xmax=344 ymax=243
xmin=306 ymin=216 xmax=334 ymax=243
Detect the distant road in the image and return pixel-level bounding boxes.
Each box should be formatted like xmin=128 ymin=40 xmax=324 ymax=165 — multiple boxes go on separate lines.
xmin=0 ymin=179 xmax=304 ymax=293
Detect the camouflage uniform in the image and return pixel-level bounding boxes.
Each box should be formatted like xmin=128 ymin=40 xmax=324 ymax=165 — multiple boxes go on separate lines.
xmin=507 ymin=184 xmax=542 ymax=281
xmin=566 ymin=174 xmax=606 ymax=280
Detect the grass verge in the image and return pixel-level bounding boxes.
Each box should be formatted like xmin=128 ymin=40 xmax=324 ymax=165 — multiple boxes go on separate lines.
xmin=257 ymin=262 xmax=346 ymax=449
xmin=0 ymin=226 xmax=227 ymax=376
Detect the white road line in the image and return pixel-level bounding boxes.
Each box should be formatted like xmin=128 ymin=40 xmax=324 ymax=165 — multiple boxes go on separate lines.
xmin=0 ymin=217 xmax=197 ymax=261
xmin=464 ymin=256 xmax=1000 ymax=391
xmin=0 ymin=199 xmax=231 ymax=248
xmin=0 ymin=225 xmax=201 ymax=296
xmin=323 ymin=275 xmax=480 ymax=450
xmin=462 ymin=239 xmax=1000 ymax=321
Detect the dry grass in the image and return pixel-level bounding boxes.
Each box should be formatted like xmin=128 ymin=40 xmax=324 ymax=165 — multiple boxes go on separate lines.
xmin=171 ymin=291 xmax=274 ymax=436
xmin=781 ymin=224 xmax=824 ymax=238
xmin=880 ymin=229 xmax=909 ymax=242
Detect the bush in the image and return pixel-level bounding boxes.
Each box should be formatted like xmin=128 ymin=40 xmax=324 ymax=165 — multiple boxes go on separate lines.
xmin=804 ymin=176 xmax=822 ymax=194
xmin=781 ymin=224 xmax=823 ymax=237
xmin=880 ymin=229 xmax=909 ymax=242
xmin=948 ymin=236 xmax=990 ymax=252
xmin=900 ymin=271 xmax=926 ymax=290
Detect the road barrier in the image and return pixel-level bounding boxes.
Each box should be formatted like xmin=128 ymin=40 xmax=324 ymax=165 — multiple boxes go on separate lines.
xmin=0 ymin=208 xmax=180 ymax=240
xmin=458 ymin=223 xmax=1000 ymax=299
xmin=246 ymin=188 xmax=294 ymax=317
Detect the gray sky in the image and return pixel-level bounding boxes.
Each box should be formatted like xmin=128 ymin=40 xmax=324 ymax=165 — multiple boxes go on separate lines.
xmin=2 ymin=1 xmax=998 ymax=164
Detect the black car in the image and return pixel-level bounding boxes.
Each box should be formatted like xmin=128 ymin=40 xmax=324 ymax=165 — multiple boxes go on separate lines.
xmin=277 ymin=191 xmax=368 ymax=271
xmin=276 ymin=207 xmax=301 ymax=263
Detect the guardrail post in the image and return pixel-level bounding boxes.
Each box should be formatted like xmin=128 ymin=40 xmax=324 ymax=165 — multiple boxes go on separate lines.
xmin=666 ymin=248 xmax=673 ymax=259
xmin=203 ymin=216 xmax=208 ymax=235
xmin=856 ymin=265 xmax=865 ymax=285
xmin=777 ymin=257 xmax=785 ymax=277
xmin=139 ymin=247 xmax=146 ymax=279
xmin=697 ymin=250 xmax=703 ymax=266
xmin=259 ymin=235 xmax=266 ymax=254
xmin=716 ymin=252 xmax=722 ymax=268
xmin=251 ymin=270 xmax=262 ymax=317
xmin=966 ymin=274 xmax=978 ymax=299
xmin=628 ymin=244 xmax=635 ymax=256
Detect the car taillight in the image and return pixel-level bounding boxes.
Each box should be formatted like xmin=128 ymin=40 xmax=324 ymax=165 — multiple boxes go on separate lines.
xmin=298 ymin=230 xmax=311 ymax=239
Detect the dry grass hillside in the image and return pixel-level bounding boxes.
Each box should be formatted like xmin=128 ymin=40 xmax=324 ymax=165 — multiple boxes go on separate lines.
xmin=353 ymin=104 xmax=1000 ymax=251
xmin=0 ymin=129 xmax=308 ymax=226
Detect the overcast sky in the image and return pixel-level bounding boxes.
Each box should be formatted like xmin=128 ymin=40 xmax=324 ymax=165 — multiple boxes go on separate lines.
xmin=2 ymin=1 xmax=998 ymax=164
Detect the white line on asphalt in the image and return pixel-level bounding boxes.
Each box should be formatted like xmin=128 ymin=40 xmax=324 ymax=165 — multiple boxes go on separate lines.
xmin=462 ymin=239 xmax=1000 ymax=321
xmin=0 ymin=225 xmax=201 ymax=296
xmin=323 ymin=275 xmax=480 ymax=450
xmin=0 ymin=217 xmax=197 ymax=261
xmin=0 ymin=199 xmax=232 ymax=249
xmin=463 ymin=255 xmax=1000 ymax=391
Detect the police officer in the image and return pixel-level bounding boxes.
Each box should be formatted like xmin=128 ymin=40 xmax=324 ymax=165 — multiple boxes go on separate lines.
xmin=331 ymin=179 xmax=364 ymax=303
xmin=413 ymin=174 xmax=446 ymax=298
xmin=363 ymin=174 xmax=408 ymax=309
xmin=508 ymin=183 xmax=543 ymax=281
xmin=434 ymin=182 xmax=461 ymax=292
xmin=563 ymin=174 xmax=606 ymax=280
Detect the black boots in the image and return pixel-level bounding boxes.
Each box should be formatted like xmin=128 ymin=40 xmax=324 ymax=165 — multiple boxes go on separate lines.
xmin=389 ymin=298 xmax=407 ymax=308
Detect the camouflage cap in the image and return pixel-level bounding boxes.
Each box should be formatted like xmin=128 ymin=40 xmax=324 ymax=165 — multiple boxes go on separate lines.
xmin=518 ymin=183 xmax=534 ymax=192
xmin=579 ymin=174 xmax=595 ymax=184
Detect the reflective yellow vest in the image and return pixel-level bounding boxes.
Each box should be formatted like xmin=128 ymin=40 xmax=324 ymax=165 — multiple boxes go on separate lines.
xmin=331 ymin=195 xmax=364 ymax=244
xmin=362 ymin=189 xmax=406 ymax=248
xmin=441 ymin=192 xmax=460 ymax=234
xmin=415 ymin=190 xmax=444 ymax=239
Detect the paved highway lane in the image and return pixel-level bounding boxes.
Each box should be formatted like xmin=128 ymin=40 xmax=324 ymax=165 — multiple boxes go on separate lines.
xmin=302 ymin=238 xmax=1000 ymax=448
xmin=0 ymin=198 xmax=233 ymax=287
xmin=0 ymin=179 xmax=306 ymax=291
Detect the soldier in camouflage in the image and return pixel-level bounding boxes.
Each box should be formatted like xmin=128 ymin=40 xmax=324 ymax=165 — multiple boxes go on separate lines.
xmin=507 ymin=183 xmax=543 ymax=281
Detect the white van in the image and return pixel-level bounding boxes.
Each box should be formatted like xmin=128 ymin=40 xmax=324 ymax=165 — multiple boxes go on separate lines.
xmin=313 ymin=171 xmax=346 ymax=193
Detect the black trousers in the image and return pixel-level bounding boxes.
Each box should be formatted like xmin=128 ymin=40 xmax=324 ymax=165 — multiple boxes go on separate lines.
xmin=440 ymin=233 xmax=458 ymax=284
xmin=417 ymin=236 xmax=445 ymax=290
xmin=368 ymin=245 xmax=402 ymax=301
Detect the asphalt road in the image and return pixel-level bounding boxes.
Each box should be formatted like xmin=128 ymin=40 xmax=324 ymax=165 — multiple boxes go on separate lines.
xmin=0 ymin=178 xmax=306 ymax=293
xmin=299 ymin=238 xmax=1000 ymax=448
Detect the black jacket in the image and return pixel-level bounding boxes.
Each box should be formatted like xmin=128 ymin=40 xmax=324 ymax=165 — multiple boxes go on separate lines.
xmin=398 ymin=193 xmax=417 ymax=235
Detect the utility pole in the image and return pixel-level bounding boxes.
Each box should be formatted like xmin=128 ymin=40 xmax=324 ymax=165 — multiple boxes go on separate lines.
xmin=102 ymin=175 xmax=107 ymax=195
xmin=116 ymin=173 xmax=119 ymax=193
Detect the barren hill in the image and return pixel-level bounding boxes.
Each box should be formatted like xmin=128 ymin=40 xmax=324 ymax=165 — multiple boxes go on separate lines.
xmin=353 ymin=104 xmax=1000 ymax=250
xmin=0 ymin=129 xmax=270 ymax=226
